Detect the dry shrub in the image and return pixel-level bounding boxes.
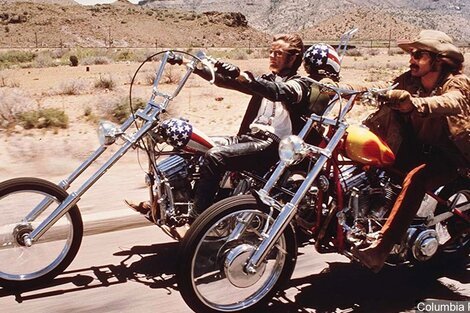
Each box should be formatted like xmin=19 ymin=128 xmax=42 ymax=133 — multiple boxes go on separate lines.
xmin=163 ymin=66 xmax=182 ymax=84
xmin=346 ymin=48 xmax=363 ymax=57
xmin=0 ymin=88 xmax=35 ymax=128
xmin=94 ymin=74 xmax=116 ymax=90
xmin=18 ymin=108 xmax=69 ymax=129
xmin=58 ymin=79 xmax=88 ymax=95
xmin=81 ymin=56 xmax=112 ymax=65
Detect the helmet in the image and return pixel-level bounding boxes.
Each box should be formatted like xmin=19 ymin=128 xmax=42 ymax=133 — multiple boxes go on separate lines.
xmin=303 ymin=43 xmax=341 ymax=81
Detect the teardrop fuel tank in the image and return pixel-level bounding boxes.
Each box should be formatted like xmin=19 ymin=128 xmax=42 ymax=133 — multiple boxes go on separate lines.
xmin=343 ymin=125 xmax=395 ymax=167
xmin=158 ymin=118 xmax=215 ymax=153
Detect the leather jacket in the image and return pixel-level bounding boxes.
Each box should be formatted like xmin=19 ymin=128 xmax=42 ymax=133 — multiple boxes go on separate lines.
xmin=394 ymin=71 xmax=470 ymax=164
xmin=194 ymin=67 xmax=312 ymax=136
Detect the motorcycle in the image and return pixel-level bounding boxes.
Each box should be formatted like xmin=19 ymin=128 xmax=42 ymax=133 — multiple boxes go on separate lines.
xmin=0 ymin=50 xmax=271 ymax=288
xmin=177 ymin=80 xmax=470 ymax=313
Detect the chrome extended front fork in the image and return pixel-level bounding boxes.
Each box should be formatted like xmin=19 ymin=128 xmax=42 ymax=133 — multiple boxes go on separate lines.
xmin=24 ymin=114 xmax=158 ymax=245
xmin=245 ymin=124 xmax=347 ymax=271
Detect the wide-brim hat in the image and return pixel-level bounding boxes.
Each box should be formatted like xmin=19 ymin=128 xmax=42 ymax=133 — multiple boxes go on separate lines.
xmin=397 ymin=29 xmax=464 ymax=64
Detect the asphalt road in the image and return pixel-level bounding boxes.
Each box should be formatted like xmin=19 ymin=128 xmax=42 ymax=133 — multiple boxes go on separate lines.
xmin=1 ymin=223 xmax=469 ymax=313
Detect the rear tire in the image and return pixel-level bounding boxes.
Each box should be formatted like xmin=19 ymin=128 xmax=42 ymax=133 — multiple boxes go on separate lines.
xmin=178 ymin=195 xmax=297 ymax=313
xmin=435 ymin=179 xmax=470 ymax=261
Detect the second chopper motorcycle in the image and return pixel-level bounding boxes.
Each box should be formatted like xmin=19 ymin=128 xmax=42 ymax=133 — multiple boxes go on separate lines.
xmin=177 ymin=79 xmax=470 ymax=313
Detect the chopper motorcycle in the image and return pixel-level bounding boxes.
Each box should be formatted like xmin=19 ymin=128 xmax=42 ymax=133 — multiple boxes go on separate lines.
xmin=0 ymin=50 xmax=273 ymax=288
xmin=177 ymin=80 xmax=470 ymax=313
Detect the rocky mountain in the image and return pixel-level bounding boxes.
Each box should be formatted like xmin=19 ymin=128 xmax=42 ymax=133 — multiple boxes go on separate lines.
xmin=139 ymin=0 xmax=470 ymax=42
xmin=0 ymin=0 xmax=271 ymax=48
xmin=0 ymin=0 xmax=468 ymax=48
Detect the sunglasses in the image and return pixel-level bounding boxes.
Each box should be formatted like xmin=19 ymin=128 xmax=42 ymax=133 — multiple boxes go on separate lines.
xmin=269 ymin=49 xmax=297 ymax=57
xmin=410 ymin=50 xmax=434 ymax=60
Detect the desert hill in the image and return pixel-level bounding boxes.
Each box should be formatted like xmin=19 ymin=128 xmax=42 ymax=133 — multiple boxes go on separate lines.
xmin=0 ymin=0 xmax=271 ymax=48
xmin=0 ymin=0 xmax=468 ymax=48
xmin=140 ymin=0 xmax=470 ymax=43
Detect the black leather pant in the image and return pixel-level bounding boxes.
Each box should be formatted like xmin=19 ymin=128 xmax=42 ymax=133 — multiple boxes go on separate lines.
xmin=193 ymin=133 xmax=279 ymax=216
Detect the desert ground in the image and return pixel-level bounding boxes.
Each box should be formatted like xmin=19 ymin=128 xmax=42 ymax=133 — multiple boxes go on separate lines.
xmin=1 ymin=49 xmax=469 ymax=217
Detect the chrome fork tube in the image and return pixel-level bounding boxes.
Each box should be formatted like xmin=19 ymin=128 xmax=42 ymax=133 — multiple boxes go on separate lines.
xmin=23 ymin=112 xmax=143 ymax=224
xmin=27 ymin=115 xmax=156 ymax=243
xmin=246 ymin=124 xmax=348 ymax=271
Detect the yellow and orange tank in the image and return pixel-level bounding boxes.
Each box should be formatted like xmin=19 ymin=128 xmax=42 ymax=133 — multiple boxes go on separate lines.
xmin=342 ymin=125 xmax=395 ymax=167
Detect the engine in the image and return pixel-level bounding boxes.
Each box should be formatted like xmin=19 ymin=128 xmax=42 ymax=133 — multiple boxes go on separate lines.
xmin=342 ymin=166 xmax=440 ymax=262
xmin=155 ymin=155 xmax=193 ymax=210
xmin=340 ymin=166 xmax=401 ymax=244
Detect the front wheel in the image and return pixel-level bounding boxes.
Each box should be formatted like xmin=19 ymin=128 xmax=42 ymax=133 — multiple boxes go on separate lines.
xmin=177 ymin=195 xmax=297 ymax=313
xmin=0 ymin=177 xmax=83 ymax=288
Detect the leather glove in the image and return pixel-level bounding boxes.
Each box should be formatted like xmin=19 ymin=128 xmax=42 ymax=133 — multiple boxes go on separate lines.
xmin=380 ymin=90 xmax=415 ymax=113
xmin=215 ymin=61 xmax=240 ymax=79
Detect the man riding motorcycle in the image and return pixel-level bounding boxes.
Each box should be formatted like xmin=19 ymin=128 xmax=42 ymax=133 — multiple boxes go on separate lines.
xmin=353 ymin=29 xmax=470 ymax=272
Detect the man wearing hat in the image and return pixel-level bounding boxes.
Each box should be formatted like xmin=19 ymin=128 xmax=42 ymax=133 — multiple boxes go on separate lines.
xmin=353 ymin=29 xmax=470 ymax=272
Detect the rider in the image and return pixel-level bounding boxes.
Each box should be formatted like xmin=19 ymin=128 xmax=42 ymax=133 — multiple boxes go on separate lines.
xmin=353 ymin=29 xmax=470 ymax=273
xmin=126 ymin=39 xmax=344 ymax=239
xmin=188 ymin=41 xmax=344 ymax=222
xmin=189 ymin=34 xmax=309 ymax=222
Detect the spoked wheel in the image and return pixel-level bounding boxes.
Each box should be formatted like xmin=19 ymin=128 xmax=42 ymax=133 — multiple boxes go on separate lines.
xmin=0 ymin=177 xmax=83 ymax=288
xmin=178 ymin=195 xmax=297 ymax=313
xmin=435 ymin=180 xmax=470 ymax=259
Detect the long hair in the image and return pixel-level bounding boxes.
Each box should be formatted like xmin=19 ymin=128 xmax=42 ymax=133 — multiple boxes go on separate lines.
xmin=273 ymin=33 xmax=304 ymax=72
xmin=439 ymin=56 xmax=464 ymax=75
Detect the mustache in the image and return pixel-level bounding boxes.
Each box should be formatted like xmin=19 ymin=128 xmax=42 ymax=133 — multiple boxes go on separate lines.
xmin=410 ymin=64 xmax=419 ymax=70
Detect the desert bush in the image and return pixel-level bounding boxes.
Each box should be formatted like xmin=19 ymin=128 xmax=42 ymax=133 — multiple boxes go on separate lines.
xmin=32 ymin=52 xmax=57 ymax=68
xmin=0 ymin=74 xmax=19 ymax=88
xmin=115 ymin=50 xmax=136 ymax=61
xmin=388 ymin=48 xmax=406 ymax=56
xmin=0 ymin=88 xmax=33 ymax=128
xmin=94 ymin=74 xmax=116 ymax=90
xmin=163 ymin=66 xmax=182 ymax=84
xmin=69 ymin=55 xmax=79 ymax=66
xmin=226 ymin=49 xmax=249 ymax=60
xmin=0 ymin=50 xmax=36 ymax=68
xmin=346 ymin=48 xmax=363 ymax=57
xmin=59 ymin=79 xmax=88 ymax=95
xmin=81 ymin=56 xmax=112 ymax=65
xmin=18 ymin=108 xmax=69 ymax=129
xmin=110 ymin=97 xmax=146 ymax=123
xmin=367 ymin=48 xmax=380 ymax=56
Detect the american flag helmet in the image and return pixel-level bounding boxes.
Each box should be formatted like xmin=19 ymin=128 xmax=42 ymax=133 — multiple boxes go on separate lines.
xmin=158 ymin=118 xmax=215 ymax=153
xmin=303 ymin=43 xmax=341 ymax=80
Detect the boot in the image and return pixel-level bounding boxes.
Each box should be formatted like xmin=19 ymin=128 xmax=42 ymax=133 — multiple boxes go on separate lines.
xmin=352 ymin=233 xmax=395 ymax=273
xmin=124 ymin=200 xmax=151 ymax=215
xmin=354 ymin=164 xmax=429 ymax=273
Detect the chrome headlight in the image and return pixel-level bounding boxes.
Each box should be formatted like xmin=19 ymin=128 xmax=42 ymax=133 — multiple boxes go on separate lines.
xmin=278 ymin=135 xmax=306 ymax=165
xmin=98 ymin=120 xmax=122 ymax=146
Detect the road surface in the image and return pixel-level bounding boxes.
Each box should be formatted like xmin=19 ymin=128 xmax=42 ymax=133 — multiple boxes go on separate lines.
xmin=1 ymin=224 xmax=469 ymax=313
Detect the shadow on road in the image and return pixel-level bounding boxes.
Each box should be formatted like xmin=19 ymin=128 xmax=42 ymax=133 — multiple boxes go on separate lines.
xmin=267 ymin=259 xmax=470 ymax=313
xmin=0 ymin=241 xmax=179 ymax=302
xmin=1 ymin=241 xmax=468 ymax=313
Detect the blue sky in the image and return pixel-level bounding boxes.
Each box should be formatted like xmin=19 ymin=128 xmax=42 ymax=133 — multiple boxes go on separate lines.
xmin=74 ymin=0 xmax=140 ymax=4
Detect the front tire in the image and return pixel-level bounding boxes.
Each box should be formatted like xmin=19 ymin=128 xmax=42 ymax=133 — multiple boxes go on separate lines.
xmin=177 ymin=195 xmax=297 ymax=313
xmin=0 ymin=177 xmax=83 ymax=288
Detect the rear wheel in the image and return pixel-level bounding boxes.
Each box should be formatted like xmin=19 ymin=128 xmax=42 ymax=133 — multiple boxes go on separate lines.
xmin=178 ymin=195 xmax=297 ymax=313
xmin=0 ymin=177 xmax=83 ymax=288
xmin=435 ymin=180 xmax=470 ymax=259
